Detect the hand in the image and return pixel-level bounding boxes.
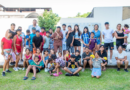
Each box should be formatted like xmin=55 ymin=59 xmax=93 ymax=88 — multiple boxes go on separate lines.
xmin=70 ymin=43 xmax=73 ymax=47
xmin=29 ymin=45 xmax=30 ymax=47
xmin=34 ymin=47 xmax=36 ymax=50
xmin=1 ymin=51 xmax=4 ymax=55
xmin=68 ymin=62 xmax=71 ymax=66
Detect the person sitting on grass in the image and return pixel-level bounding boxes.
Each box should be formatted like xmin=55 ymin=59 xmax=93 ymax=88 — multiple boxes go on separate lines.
xmin=115 ymin=46 xmax=129 ymax=72
xmin=64 ymin=55 xmax=82 ymax=76
xmin=91 ymin=52 xmax=105 ymax=79
xmin=48 ymin=58 xmax=55 ymax=76
xmin=75 ymin=50 xmax=81 ymax=65
xmin=53 ymin=52 xmax=65 ymax=77
xmin=22 ymin=48 xmax=32 ymax=70
xmin=23 ymin=56 xmax=43 ymax=80
xmin=43 ymin=50 xmax=49 ymax=72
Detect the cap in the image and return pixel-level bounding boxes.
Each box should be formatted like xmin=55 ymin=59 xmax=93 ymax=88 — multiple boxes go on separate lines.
xmin=70 ymin=55 xmax=75 ymax=58
xmin=32 ymin=27 xmax=36 ymax=30
xmin=26 ymin=30 xmax=30 ymax=33
xmin=36 ymin=30 xmax=40 ymax=32
xmin=105 ymin=22 xmax=109 ymax=25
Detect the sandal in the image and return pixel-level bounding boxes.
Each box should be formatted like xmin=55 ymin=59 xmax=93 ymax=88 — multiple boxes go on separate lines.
xmin=53 ymin=73 xmax=59 ymax=77
xmin=59 ymin=72 xmax=62 ymax=75
xmin=31 ymin=77 xmax=36 ymax=80
xmin=23 ymin=76 xmax=28 ymax=80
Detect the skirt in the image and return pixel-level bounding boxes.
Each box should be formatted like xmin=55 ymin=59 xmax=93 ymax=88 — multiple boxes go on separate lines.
xmin=73 ymin=39 xmax=81 ymax=46
xmin=91 ymin=68 xmax=101 ymax=76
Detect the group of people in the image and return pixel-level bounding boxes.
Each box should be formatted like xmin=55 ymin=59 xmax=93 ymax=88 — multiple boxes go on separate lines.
xmin=1 ymin=19 xmax=130 ymax=80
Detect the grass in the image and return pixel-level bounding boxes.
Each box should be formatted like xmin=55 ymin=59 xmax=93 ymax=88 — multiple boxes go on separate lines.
xmin=0 ymin=68 xmax=130 ymax=90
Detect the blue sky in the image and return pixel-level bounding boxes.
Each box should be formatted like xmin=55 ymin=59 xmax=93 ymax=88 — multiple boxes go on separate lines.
xmin=0 ymin=0 xmax=130 ymax=18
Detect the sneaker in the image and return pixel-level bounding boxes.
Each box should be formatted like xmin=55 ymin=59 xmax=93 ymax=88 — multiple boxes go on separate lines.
xmin=2 ymin=72 xmax=5 ymax=76
xmin=117 ymin=68 xmax=120 ymax=71
xmin=124 ymin=69 xmax=129 ymax=72
xmin=22 ymin=68 xmax=25 ymax=70
xmin=82 ymin=68 xmax=85 ymax=72
xmin=13 ymin=67 xmax=18 ymax=71
xmin=109 ymin=59 xmax=112 ymax=64
xmin=6 ymin=70 xmax=11 ymax=73
xmin=65 ymin=73 xmax=72 ymax=76
xmin=17 ymin=67 xmax=22 ymax=70
xmin=45 ymin=68 xmax=48 ymax=72
xmin=74 ymin=73 xmax=79 ymax=76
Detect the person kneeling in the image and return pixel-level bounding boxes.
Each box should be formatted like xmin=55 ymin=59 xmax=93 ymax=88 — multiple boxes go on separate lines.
xmin=64 ymin=55 xmax=82 ymax=76
xmin=23 ymin=56 xmax=43 ymax=80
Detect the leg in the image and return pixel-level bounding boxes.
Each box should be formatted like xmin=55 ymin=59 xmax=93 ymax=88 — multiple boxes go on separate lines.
xmin=3 ymin=59 xmax=9 ymax=72
xmin=117 ymin=60 xmax=121 ymax=68
xmin=91 ymin=75 xmax=94 ymax=78
xmin=83 ymin=60 xmax=87 ymax=69
xmin=88 ymin=60 xmax=92 ymax=69
xmin=26 ymin=61 xmax=29 ymax=67
xmin=64 ymin=67 xmax=73 ymax=74
xmin=124 ymin=60 xmax=129 ymax=69
xmin=6 ymin=59 xmax=10 ymax=70
xmin=96 ymin=45 xmax=100 ymax=51
xmin=56 ymin=63 xmax=60 ymax=75
xmin=23 ymin=60 xmax=26 ymax=68
xmin=32 ymin=66 xmax=36 ymax=77
xmin=25 ymin=65 xmax=33 ymax=77
xmin=20 ymin=47 xmax=23 ymax=60
xmin=96 ymin=76 xmax=100 ymax=79
xmin=78 ymin=46 xmax=81 ymax=54
xmin=15 ymin=54 xmax=20 ymax=67
xmin=93 ymin=49 xmax=95 ymax=55
xmin=54 ymin=45 xmax=58 ymax=53
xmin=110 ymin=50 xmax=113 ymax=60
xmin=74 ymin=46 xmax=77 ymax=53
xmin=71 ymin=46 xmax=75 ymax=55
xmin=110 ymin=42 xmax=114 ymax=60
xmin=73 ymin=67 xmax=82 ymax=74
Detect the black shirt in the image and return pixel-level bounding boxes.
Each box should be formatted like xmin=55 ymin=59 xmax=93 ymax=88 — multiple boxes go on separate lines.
xmin=66 ymin=31 xmax=74 ymax=46
xmin=69 ymin=61 xmax=78 ymax=68
xmin=33 ymin=35 xmax=43 ymax=48
xmin=98 ymin=50 xmax=107 ymax=59
xmin=9 ymin=29 xmax=16 ymax=39
xmin=75 ymin=55 xmax=81 ymax=62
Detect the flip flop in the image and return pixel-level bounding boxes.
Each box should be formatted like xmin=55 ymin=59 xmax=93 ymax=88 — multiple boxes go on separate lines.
xmin=23 ymin=76 xmax=28 ymax=80
xmin=59 ymin=72 xmax=63 ymax=75
xmin=53 ymin=73 xmax=59 ymax=77
xmin=31 ymin=77 xmax=36 ymax=80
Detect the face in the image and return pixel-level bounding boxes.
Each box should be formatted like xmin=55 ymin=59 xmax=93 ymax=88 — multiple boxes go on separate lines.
xmin=8 ymin=33 xmax=12 ymax=38
xmin=84 ymin=28 xmax=88 ymax=32
xmin=57 ymin=28 xmax=61 ymax=32
xmin=26 ymin=49 xmax=30 ymax=53
xmin=66 ymin=51 xmax=70 ymax=54
xmin=85 ymin=48 xmax=89 ymax=52
xmin=71 ymin=57 xmax=75 ymax=62
xmin=62 ymin=25 xmax=66 ymax=30
xmin=11 ymin=25 xmax=15 ymax=30
xmin=36 ymin=32 xmax=40 ymax=36
xmin=34 ymin=57 xmax=39 ymax=62
xmin=91 ymin=33 xmax=94 ymax=38
xmin=74 ymin=25 xmax=78 ymax=30
xmin=32 ymin=30 xmax=36 ymax=33
xmin=94 ymin=25 xmax=98 ymax=30
xmin=50 ymin=50 xmax=54 ymax=54
xmin=17 ymin=31 xmax=21 ymax=35
xmin=117 ymin=24 xmax=121 ymax=30
xmin=124 ymin=26 xmax=128 ymax=29
xmin=118 ymin=46 xmax=122 ymax=52
xmin=19 ymin=27 xmax=22 ymax=31
xmin=105 ymin=24 xmax=109 ymax=28
xmin=68 ymin=27 xmax=71 ymax=31
xmin=100 ymin=46 xmax=104 ymax=51
xmin=50 ymin=60 xmax=53 ymax=63
xmin=95 ymin=53 xmax=99 ymax=58
xmin=58 ymin=53 xmax=62 ymax=57
xmin=26 ymin=32 xmax=30 ymax=35
xmin=37 ymin=49 xmax=40 ymax=53
xmin=75 ymin=52 xmax=79 ymax=56
xmin=49 ymin=29 xmax=53 ymax=33
xmin=41 ymin=29 xmax=45 ymax=32
xmin=46 ymin=33 xmax=50 ymax=37
xmin=33 ymin=20 xmax=37 ymax=25
xmin=45 ymin=51 xmax=48 ymax=55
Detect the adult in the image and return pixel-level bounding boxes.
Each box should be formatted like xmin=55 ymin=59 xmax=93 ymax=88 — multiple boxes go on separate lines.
xmin=114 ymin=24 xmax=127 ymax=50
xmin=73 ymin=24 xmax=82 ymax=53
xmin=61 ymin=24 xmax=68 ymax=56
xmin=13 ymin=29 xmax=22 ymax=71
xmin=28 ymin=19 xmax=41 ymax=33
xmin=40 ymin=27 xmax=46 ymax=52
xmin=102 ymin=22 xmax=114 ymax=64
xmin=115 ymin=46 xmax=129 ymax=72
xmin=98 ymin=45 xmax=107 ymax=71
xmin=92 ymin=24 xmax=102 ymax=51
xmin=51 ymin=26 xmax=63 ymax=53
xmin=49 ymin=28 xmax=54 ymax=50
xmin=82 ymin=47 xmax=92 ymax=72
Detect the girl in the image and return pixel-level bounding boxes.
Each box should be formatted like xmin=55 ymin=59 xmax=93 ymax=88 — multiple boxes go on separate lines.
xmin=81 ymin=26 xmax=90 ymax=51
xmin=13 ymin=29 xmax=22 ymax=71
xmin=53 ymin=52 xmax=65 ymax=77
xmin=23 ymin=48 xmax=32 ymax=70
xmin=1 ymin=31 xmax=13 ymax=76
xmin=43 ymin=50 xmax=49 ymax=72
xmin=65 ymin=50 xmax=71 ymax=62
xmin=92 ymin=24 xmax=102 ymax=51
xmin=73 ymin=24 xmax=82 ymax=53
xmin=33 ymin=48 xmax=42 ymax=62
xmin=49 ymin=28 xmax=54 ymax=50
xmin=88 ymin=32 xmax=97 ymax=55
xmin=91 ymin=52 xmax=105 ymax=79
xmin=49 ymin=49 xmax=55 ymax=58
xmin=48 ymin=58 xmax=55 ymax=75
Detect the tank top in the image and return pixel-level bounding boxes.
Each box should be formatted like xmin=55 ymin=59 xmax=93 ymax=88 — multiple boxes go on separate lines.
xmin=74 ymin=32 xmax=80 ymax=38
xmin=15 ymin=35 xmax=22 ymax=45
xmin=116 ymin=31 xmax=124 ymax=44
xmin=92 ymin=30 xmax=100 ymax=39
xmin=25 ymin=54 xmax=32 ymax=60
xmin=9 ymin=29 xmax=16 ymax=39
xmin=44 ymin=56 xmax=49 ymax=61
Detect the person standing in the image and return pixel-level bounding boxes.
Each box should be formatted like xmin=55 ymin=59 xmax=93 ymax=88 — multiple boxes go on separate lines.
xmin=92 ymin=24 xmax=102 ymax=51
xmin=61 ymin=24 xmax=68 ymax=56
xmin=51 ymin=26 xmax=63 ymax=53
xmin=102 ymin=22 xmax=114 ymax=64
xmin=40 ymin=27 xmax=46 ymax=52
xmin=49 ymin=28 xmax=54 ymax=50
xmin=28 ymin=19 xmax=41 ymax=33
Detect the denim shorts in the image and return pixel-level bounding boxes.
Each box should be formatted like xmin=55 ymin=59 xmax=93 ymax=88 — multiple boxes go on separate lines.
xmin=4 ymin=49 xmax=12 ymax=60
xmin=96 ymin=38 xmax=100 ymax=45
xmin=67 ymin=68 xmax=78 ymax=73
xmin=66 ymin=46 xmax=74 ymax=53
xmin=124 ymin=34 xmax=129 ymax=37
xmin=29 ymin=44 xmax=33 ymax=51
xmin=62 ymin=44 xmax=66 ymax=51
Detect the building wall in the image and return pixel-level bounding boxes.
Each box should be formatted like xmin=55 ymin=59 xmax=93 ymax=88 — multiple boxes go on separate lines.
xmin=122 ymin=7 xmax=130 ymax=20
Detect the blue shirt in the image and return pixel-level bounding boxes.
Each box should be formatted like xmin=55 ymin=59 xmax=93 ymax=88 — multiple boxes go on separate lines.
xmin=81 ymin=32 xmax=90 ymax=44
xmin=92 ymin=30 xmax=100 ymax=39
xmin=25 ymin=35 xmax=29 ymax=45
xmin=74 ymin=32 xmax=80 ymax=38
xmin=30 ymin=33 xmax=36 ymax=44
xmin=20 ymin=32 xmax=25 ymax=46
xmin=28 ymin=25 xmax=41 ymax=34
xmin=43 ymin=36 xmax=50 ymax=48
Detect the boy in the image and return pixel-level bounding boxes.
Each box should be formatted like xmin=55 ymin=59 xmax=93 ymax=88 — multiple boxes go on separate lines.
xmin=75 ymin=50 xmax=81 ymax=63
xmin=43 ymin=31 xmax=50 ymax=52
xmin=40 ymin=27 xmax=46 ymax=51
xmin=64 ymin=55 xmax=82 ymax=76
xmin=25 ymin=30 xmax=30 ymax=48
xmin=66 ymin=25 xmax=74 ymax=54
xmin=23 ymin=56 xmax=43 ymax=80
xmin=48 ymin=58 xmax=55 ymax=75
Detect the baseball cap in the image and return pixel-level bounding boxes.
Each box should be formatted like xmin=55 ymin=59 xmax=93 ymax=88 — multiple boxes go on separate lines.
xmin=32 ymin=27 xmax=36 ymax=30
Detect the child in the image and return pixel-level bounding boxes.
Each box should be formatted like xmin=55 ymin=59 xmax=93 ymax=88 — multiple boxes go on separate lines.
xmin=48 ymin=58 xmax=55 ymax=75
xmin=64 ymin=55 xmax=82 ymax=76
xmin=1 ymin=31 xmax=13 ymax=76
xmin=23 ymin=56 xmax=43 ymax=80
xmin=65 ymin=50 xmax=71 ymax=62
xmin=91 ymin=52 xmax=105 ymax=79
xmin=40 ymin=27 xmax=46 ymax=52
xmin=43 ymin=50 xmax=49 ymax=72
xmin=53 ymin=52 xmax=65 ymax=77
xmin=43 ymin=31 xmax=50 ymax=52
xmin=23 ymin=48 xmax=32 ymax=70
xmin=33 ymin=48 xmax=42 ymax=62
xmin=122 ymin=24 xmax=130 ymax=45
xmin=88 ymin=32 xmax=97 ymax=55
xmin=49 ymin=28 xmax=54 ymax=50
xmin=49 ymin=49 xmax=55 ymax=58
xmin=25 ymin=30 xmax=30 ymax=48
xmin=75 ymin=50 xmax=81 ymax=64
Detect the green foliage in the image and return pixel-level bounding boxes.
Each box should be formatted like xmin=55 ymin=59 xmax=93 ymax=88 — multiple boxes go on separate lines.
xmin=68 ymin=12 xmax=91 ymax=18
xmin=38 ymin=10 xmax=61 ymax=31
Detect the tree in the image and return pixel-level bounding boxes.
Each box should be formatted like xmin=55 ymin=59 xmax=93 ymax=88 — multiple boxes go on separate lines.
xmin=68 ymin=12 xmax=91 ymax=18
xmin=38 ymin=10 xmax=61 ymax=31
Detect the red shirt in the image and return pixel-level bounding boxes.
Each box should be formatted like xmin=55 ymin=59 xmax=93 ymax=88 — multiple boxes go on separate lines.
xmin=1 ymin=37 xmax=13 ymax=49
xmin=66 ymin=54 xmax=70 ymax=61
xmin=40 ymin=32 xmax=46 ymax=36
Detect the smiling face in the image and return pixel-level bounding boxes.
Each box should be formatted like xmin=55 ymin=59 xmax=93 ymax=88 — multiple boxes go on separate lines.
xmin=94 ymin=25 xmax=98 ymax=30
xmin=36 ymin=48 xmax=41 ymax=54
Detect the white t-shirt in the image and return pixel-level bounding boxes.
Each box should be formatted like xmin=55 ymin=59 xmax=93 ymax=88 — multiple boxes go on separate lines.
xmin=102 ymin=28 xmax=114 ymax=43
xmin=61 ymin=29 xmax=68 ymax=44
xmin=115 ymin=51 xmax=127 ymax=59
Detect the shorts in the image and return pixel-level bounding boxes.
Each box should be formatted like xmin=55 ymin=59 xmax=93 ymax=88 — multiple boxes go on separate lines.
xmin=54 ymin=45 xmax=62 ymax=52
xmin=67 ymin=68 xmax=78 ymax=73
xmin=96 ymin=38 xmax=100 ymax=45
xmin=91 ymin=68 xmax=101 ymax=76
xmin=26 ymin=45 xmax=29 ymax=49
xmin=124 ymin=34 xmax=128 ymax=37
xmin=66 ymin=46 xmax=74 ymax=53
xmin=73 ymin=39 xmax=81 ymax=46
xmin=48 ymin=67 xmax=55 ymax=72
xmin=104 ymin=42 xmax=114 ymax=50
xmin=16 ymin=45 xmax=22 ymax=53
xmin=30 ymin=67 xmax=40 ymax=73
xmin=102 ymin=60 xmax=108 ymax=64
xmin=3 ymin=49 xmax=12 ymax=60
xmin=116 ymin=41 xmax=126 ymax=49
xmin=82 ymin=59 xmax=90 ymax=64
xmin=62 ymin=44 xmax=67 ymax=51
xmin=29 ymin=44 xmax=33 ymax=52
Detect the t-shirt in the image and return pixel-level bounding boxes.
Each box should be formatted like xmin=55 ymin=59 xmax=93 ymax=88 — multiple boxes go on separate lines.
xmin=98 ymin=50 xmax=107 ymax=58
xmin=40 ymin=32 xmax=46 ymax=37
xmin=69 ymin=62 xmax=78 ymax=69
xmin=28 ymin=25 xmax=41 ymax=34
xmin=92 ymin=58 xmax=102 ymax=68
xmin=1 ymin=37 xmax=13 ymax=49
xmin=115 ymin=51 xmax=127 ymax=59
xmin=25 ymin=35 xmax=29 ymax=45
xmin=48 ymin=63 xmax=54 ymax=69
xmin=82 ymin=52 xmax=92 ymax=60
xmin=75 ymin=55 xmax=81 ymax=62
xmin=30 ymin=61 xmax=43 ymax=71
xmin=33 ymin=35 xmax=43 ymax=48
xmin=61 ymin=29 xmax=68 ymax=44
xmin=56 ymin=57 xmax=65 ymax=67
xmin=66 ymin=31 xmax=74 ymax=46
xmin=102 ymin=28 xmax=114 ymax=43
xmin=43 ymin=36 xmax=50 ymax=48
xmin=30 ymin=33 xmax=36 ymax=44
xmin=20 ymin=32 xmax=25 ymax=46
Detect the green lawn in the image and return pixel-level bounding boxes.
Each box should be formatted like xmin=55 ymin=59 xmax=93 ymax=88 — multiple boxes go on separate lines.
xmin=0 ymin=68 xmax=130 ymax=90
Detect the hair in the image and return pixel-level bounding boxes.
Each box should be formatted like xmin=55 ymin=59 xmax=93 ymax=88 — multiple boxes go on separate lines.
xmin=85 ymin=46 xmax=89 ymax=49
xmin=116 ymin=24 xmax=121 ymax=29
xmin=75 ymin=50 xmax=80 ymax=53
xmin=16 ymin=29 xmax=21 ymax=34
xmin=99 ymin=45 xmax=106 ymax=53
xmin=70 ymin=55 xmax=75 ymax=58
xmin=26 ymin=29 xmax=30 ymax=33
xmin=46 ymin=31 xmax=50 ymax=34
xmin=62 ymin=24 xmax=66 ymax=26
xmin=68 ymin=25 xmax=71 ymax=28
xmin=25 ymin=48 xmax=30 ymax=52
xmin=82 ymin=26 xmax=90 ymax=38
xmin=57 ymin=26 xmax=61 ymax=29
xmin=51 ymin=54 xmax=57 ymax=60
xmin=96 ymin=51 xmax=100 ymax=56
xmin=91 ymin=32 xmax=95 ymax=35
xmin=124 ymin=24 xmax=129 ymax=28
xmin=49 ymin=28 xmax=53 ymax=34
xmin=33 ymin=19 xmax=37 ymax=22
xmin=41 ymin=27 xmax=45 ymax=30
xmin=11 ymin=23 xmax=15 ymax=26
xmin=94 ymin=24 xmax=99 ymax=30
xmin=117 ymin=45 xmax=123 ymax=50
xmin=74 ymin=24 xmax=81 ymax=36
xmin=18 ymin=26 xmax=22 ymax=29
xmin=66 ymin=50 xmax=70 ymax=53
xmin=36 ymin=48 xmax=41 ymax=53
xmin=58 ymin=51 xmax=62 ymax=55
xmin=44 ymin=49 xmax=48 ymax=54
xmin=34 ymin=56 xmax=39 ymax=59
xmin=48 ymin=58 xmax=53 ymax=63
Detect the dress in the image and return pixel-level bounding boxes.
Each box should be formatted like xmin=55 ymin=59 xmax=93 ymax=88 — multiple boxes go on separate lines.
xmin=15 ymin=35 xmax=22 ymax=53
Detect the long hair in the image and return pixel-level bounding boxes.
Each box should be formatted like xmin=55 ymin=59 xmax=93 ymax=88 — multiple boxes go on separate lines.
xmin=73 ymin=24 xmax=80 ymax=36
xmin=94 ymin=24 xmax=99 ymax=30
xmin=83 ymin=26 xmax=90 ymax=37
xmin=99 ymin=45 xmax=106 ymax=53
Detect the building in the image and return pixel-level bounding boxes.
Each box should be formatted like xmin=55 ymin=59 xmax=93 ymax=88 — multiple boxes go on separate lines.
xmin=0 ymin=4 xmax=52 ymax=18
